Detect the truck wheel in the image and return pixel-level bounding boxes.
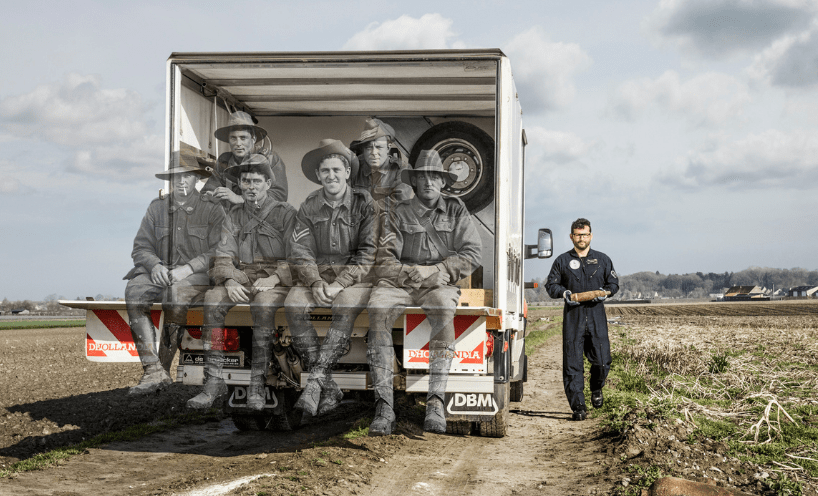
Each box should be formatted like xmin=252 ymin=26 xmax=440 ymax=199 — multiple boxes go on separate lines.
xmin=267 ymin=389 xmax=302 ymax=431
xmin=231 ymin=413 xmax=267 ymax=431
xmin=409 ymin=121 xmax=495 ymax=213
xmin=478 ymin=408 xmax=508 ymax=438
xmin=510 ymin=380 xmax=524 ymax=402
xmin=446 ymin=420 xmax=472 ymax=435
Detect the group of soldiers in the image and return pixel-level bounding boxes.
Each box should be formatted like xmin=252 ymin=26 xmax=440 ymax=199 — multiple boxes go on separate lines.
xmin=124 ymin=112 xmax=482 ymax=435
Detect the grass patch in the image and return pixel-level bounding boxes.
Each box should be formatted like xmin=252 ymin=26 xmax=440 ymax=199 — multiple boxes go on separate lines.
xmin=0 ymin=320 xmax=85 ymax=330
xmin=341 ymin=417 xmax=370 ymax=440
xmin=525 ymin=310 xmax=563 ymax=356
xmin=0 ymin=410 xmax=219 ymax=477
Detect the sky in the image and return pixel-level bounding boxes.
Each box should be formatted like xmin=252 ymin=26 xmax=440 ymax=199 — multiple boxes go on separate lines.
xmin=1 ymin=0 xmax=817 ymax=300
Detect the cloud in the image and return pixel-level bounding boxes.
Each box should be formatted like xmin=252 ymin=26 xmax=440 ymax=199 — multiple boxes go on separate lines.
xmin=0 ymin=74 xmax=161 ymax=181
xmin=503 ymin=28 xmax=591 ymax=113
xmin=0 ymin=176 xmax=22 ymax=195
xmin=657 ymin=129 xmax=818 ymax=190
xmin=525 ymin=127 xmax=592 ymax=165
xmin=343 ymin=14 xmax=465 ymax=50
xmin=609 ymin=70 xmax=750 ymax=126
xmin=747 ymin=21 xmax=818 ymax=87
xmin=646 ymin=0 xmax=816 ymax=58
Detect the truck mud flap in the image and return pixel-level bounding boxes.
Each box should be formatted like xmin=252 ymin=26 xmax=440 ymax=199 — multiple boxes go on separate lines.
xmin=442 ymin=381 xmax=510 ymax=423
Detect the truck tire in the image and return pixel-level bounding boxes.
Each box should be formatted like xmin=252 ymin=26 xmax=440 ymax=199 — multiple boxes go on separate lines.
xmin=409 ymin=121 xmax=495 ymax=213
xmin=510 ymin=380 xmax=524 ymax=403
xmin=268 ymin=389 xmax=302 ymax=431
xmin=231 ymin=413 xmax=266 ymax=431
xmin=478 ymin=381 xmax=510 ymax=438
xmin=446 ymin=420 xmax=472 ymax=435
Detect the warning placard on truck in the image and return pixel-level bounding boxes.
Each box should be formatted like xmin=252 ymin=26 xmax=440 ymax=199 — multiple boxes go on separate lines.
xmin=403 ymin=315 xmax=487 ymax=373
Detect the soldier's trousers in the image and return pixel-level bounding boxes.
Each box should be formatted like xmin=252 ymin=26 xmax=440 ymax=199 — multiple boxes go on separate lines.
xmin=562 ymin=321 xmax=611 ymax=412
xmin=124 ymin=272 xmax=210 ymax=368
xmin=285 ymin=283 xmax=372 ymax=364
xmin=366 ymin=283 xmax=460 ymax=406
xmin=203 ymin=285 xmax=290 ymax=329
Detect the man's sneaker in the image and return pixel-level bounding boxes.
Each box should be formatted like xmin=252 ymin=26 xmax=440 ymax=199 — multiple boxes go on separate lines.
xmin=592 ymin=390 xmax=604 ymax=408
xmin=572 ymin=409 xmax=587 ymax=421
xmin=128 ymin=365 xmax=172 ymax=395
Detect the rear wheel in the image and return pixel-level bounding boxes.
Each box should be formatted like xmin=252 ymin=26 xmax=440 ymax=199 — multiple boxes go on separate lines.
xmin=268 ymin=388 xmax=302 ymax=431
xmin=478 ymin=408 xmax=508 ymax=438
xmin=510 ymin=380 xmax=524 ymax=403
xmin=446 ymin=420 xmax=472 ymax=435
xmin=231 ymin=413 xmax=266 ymax=431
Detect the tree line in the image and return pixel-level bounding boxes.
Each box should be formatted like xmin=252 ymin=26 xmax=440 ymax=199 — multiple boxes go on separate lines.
xmin=525 ymin=266 xmax=818 ymax=301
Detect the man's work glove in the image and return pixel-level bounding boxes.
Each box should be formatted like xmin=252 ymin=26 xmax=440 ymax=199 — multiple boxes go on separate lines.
xmin=564 ymin=291 xmax=580 ymax=306
xmin=592 ymin=288 xmax=607 ymax=302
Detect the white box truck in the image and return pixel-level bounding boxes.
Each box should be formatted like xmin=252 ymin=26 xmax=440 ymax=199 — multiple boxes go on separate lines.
xmin=61 ymin=49 xmax=553 ymax=437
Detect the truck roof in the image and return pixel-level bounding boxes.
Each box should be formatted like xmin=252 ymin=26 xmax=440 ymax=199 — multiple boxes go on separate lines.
xmin=168 ymin=49 xmax=507 ymax=116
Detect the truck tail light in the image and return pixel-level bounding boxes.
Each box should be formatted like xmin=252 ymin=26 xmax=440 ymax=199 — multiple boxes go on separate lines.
xmin=187 ymin=327 xmax=202 ymax=340
xmin=486 ymin=332 xmax=494 ymax=356
xmin=207 ymin=328 xmax=240 ymax=351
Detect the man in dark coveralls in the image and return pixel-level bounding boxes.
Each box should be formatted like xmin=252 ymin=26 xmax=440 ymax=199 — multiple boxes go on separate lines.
xmin=187 ymin=155 xmax=296 ymax=410
xmin=285 ymin=139 xmax=376 ymax=418
xmin=200 ymin=111 xmax=288 ymax=205
xmin=366 ymin=150 xmax=481 ymax=435
xmin=124 ymin=152 xmax=225 ymax=395
xmin=545 ymin=218 xmax=618 ymax=420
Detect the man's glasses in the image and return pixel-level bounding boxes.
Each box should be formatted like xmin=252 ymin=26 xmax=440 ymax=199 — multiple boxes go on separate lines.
xmin=571 ymin=233 xmax=591 ymax=239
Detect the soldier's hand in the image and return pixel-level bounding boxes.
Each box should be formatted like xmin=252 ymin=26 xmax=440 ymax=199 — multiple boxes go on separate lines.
xmin=420 ymin=270 xmax=451 ymax=287
xmin=408 ymin=265 xmax=437 ymax=283
xmin=311 ymin=281 xmax=333 ymax=306
xmin=225 ymin=279 xmax=251 ymax=303
xmin=151 ymin=264 xmax=171 ymax=286
xmin=325 ymin=281 xmax=344 ymax=301
xmin=253 ymin=275 xmax=280 ymax=292
xmin=169 ymin=264 xmax=194 ymax=284
xmin=213 ymin=186 xmax=244 ymax=204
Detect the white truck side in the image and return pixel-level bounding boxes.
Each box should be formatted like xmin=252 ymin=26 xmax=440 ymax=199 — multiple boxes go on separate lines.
xmin=61 ymin=49 xmax=552 ymax=437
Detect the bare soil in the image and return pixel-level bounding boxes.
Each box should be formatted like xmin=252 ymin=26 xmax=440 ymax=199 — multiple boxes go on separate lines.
xmin=3 ymin=303 xmax=811 ymax=495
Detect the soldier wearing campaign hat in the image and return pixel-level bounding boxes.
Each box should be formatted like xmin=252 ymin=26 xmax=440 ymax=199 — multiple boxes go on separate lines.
xmin=188 ymin=154 xmax=297 ymax=410
xmin=200 ymin=111 xmax=289 ymax=206
xmin=285 ymin=139 xmax=376 ymax=419
xmin=124 ymin=152 xmax=226 ymax=395
xmin=365 ymin=150 xmax=482 ymax=435
xmin=349 ymin=118 xmax=413 ymax=209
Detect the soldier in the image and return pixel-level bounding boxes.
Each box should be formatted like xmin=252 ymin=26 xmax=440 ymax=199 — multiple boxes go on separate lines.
xmin=200 ymin=111 xmax=288 ymax=205
xmin=285 ymin=139 xmax=377 ymax=417
xmin=366 ymin=150 xmax=481 ymax=435
xmin=187 ymin=155 xmax=296 ymax=410
xmin=349 ymin=118 xmax=413 ymax=208
xmin=124 ymin=152 xmax=225 ymax=395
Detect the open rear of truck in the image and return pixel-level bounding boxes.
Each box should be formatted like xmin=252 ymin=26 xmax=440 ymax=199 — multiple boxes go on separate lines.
xmin=61 ymin=49 xmax=534 ymax=437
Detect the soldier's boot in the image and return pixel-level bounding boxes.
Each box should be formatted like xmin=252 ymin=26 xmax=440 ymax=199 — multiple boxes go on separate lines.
xmin=187 ymin=326 xmax=228 ymax=410
xmin=128 ymin=317 xmax=172 ymax=395
xmin=368 ymin=346 xmax=396 ymax=436
xmin=289 ymin=333 xmax=320 ymax=424
xmin=424 ymin=341 xmax=456 ymax=434
xmin=315 ymin=327 xmax=350 ymax=416
xmin=158 ymin=323 xmax=183 ymax=376
xmin=247 ymin=326 xmax=273 ymax=411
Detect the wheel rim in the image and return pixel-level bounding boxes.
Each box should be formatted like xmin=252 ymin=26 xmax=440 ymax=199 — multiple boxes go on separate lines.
xmin=431 ymin=138 xmax=484 ymax=197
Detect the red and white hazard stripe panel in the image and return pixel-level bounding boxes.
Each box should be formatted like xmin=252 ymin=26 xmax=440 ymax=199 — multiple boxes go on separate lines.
xmin=403 ymin=315 xmax=486 ymax=373
xmin=85 ymin=309 xmax=163 ymax=362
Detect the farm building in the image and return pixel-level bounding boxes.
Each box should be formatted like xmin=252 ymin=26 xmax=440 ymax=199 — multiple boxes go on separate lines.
xmin=789 ymin=285 xmax=818 ymax=297
xmin=723 ymin=285 xmax=768 ymax=301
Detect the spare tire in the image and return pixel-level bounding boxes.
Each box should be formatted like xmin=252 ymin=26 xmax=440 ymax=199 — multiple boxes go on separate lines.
xmin=409 ymin=121 xmax=495 ymax=213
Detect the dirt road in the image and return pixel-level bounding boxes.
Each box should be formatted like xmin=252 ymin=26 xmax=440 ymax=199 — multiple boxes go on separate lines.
xmin=0 ymin=324 xmax=620 ymax=496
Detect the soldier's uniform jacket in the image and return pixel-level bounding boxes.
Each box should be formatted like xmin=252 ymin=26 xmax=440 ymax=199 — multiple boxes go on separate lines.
xmin=289 ymin=187 xmax=376 ymax=288
xmin=125 ymin=191 xmax=226 ymax=280
xmin=545 ymin=248 xmax=619 ymax=333
xmin=375 ymin=195 xmax=481 ymax=287
xmin=200 ymin=150 xmax=288 ymax=203
xmin=210 ymin=195 xmax=297 ymax=286
xmin=350 ymin=155 xmax=413 ymax=206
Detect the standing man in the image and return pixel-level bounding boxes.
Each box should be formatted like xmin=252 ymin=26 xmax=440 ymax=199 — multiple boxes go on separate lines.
xmin=124 ymin=152 xmax=225 ymax=395
xmin=545 ymin=218 xmax=619 ymax=421
xmin=286 ymin=139 xmax=376 ymax=417
xmin=187 ymin=155 xmax=296 ymax=410
xmin=366 ymin=150 xmax=481 ymax=436
xmin=200 ymin=111 xmax=288 ymax=205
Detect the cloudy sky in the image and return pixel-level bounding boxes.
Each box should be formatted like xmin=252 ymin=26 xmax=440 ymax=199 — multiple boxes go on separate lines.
xmin=2 ymin=0 xmax=817 ymax=300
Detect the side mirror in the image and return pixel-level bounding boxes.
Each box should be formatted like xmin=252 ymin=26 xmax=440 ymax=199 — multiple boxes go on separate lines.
xmin=524 ymin=228 xmax=553 ymax=259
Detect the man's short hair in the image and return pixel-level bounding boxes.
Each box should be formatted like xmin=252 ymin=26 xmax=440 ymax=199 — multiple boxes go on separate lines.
xmin=571 ymin=218 xmax=591 ymax=233
xmin=319 ymin=153 xmax=350 ymax=170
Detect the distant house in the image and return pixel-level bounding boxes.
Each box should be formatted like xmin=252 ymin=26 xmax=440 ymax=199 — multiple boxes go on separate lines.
xmin=10 ymin=308 xmax=30 ymax=315
xmin=789 ymin=286 xmax=818 ymax=298
xmin=723 ymin=285 xmax=768 ymax=301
